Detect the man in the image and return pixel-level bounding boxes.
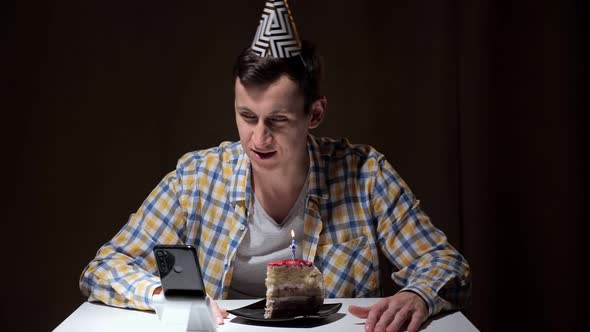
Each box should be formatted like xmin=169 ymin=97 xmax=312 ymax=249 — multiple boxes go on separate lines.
xmin=80 ymin=2 xmax=470 ymax=332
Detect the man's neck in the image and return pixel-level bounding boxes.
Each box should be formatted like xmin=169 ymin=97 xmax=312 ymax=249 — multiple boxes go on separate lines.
xmin=252 ymin=160 xmax=309 ymax=197
xmin=251 ymin=156 xmax=309 ymax=223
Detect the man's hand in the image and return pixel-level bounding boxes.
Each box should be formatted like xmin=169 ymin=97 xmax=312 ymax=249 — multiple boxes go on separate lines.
xmin=208 ymin=297 xmax=229 ymax=325
xmin=348 ymin=291 xmax=428 ymax=332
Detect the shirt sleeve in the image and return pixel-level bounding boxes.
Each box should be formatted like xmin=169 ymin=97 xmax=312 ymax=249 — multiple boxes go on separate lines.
xmin=371 ymin=157 xmax=471 ymax=316
xmin=79 ymin=169 xmax=187 ymax=310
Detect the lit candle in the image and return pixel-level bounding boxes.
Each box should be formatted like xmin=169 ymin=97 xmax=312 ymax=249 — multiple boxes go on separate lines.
xmin=290 ymin=229 xmax=296 ymax=260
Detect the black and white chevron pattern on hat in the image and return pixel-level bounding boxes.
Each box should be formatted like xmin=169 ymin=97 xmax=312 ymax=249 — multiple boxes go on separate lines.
xmin=251 ymin=0 xmax=302 ymax=58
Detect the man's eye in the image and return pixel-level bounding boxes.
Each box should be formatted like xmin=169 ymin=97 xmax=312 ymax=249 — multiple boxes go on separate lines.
xmin=241 ymin=113 xmax=256 ymax=120
xmin=271 ymin=117 xmax=287 ymax=123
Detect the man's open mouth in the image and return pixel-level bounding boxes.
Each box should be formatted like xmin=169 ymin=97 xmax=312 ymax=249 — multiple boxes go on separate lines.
xmin=252 ymin=149 xmax=276 ymax=159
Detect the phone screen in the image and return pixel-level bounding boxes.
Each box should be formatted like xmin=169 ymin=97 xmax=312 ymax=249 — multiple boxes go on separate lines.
xmin=153 ymin=244 xmax=206 ymax=297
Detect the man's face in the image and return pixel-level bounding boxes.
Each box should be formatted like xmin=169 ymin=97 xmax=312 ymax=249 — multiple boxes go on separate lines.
xmin=234 ymin=75 xmax=312 ymax=173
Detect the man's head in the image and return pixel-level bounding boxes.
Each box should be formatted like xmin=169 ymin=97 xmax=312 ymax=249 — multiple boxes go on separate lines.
xmin=232 ymin=41 xmax=327 ymax=174
xmin=233 ymin=40 xmax=323 ymax=113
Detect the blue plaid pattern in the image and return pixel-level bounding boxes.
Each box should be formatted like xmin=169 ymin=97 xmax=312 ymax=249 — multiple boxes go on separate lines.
xmin=79 ymin=135 xmax=470 ymax=315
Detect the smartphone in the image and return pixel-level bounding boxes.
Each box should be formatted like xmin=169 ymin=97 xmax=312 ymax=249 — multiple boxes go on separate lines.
xmin=153 ymin=244 xmax=206 ymax=298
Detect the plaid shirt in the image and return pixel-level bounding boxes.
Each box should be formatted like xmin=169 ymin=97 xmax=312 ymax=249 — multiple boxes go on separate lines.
xmin=80 ymin=135 xmax=470 ymax=316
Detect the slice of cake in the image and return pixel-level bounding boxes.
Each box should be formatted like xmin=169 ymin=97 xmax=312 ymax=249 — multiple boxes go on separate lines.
xmin=264 ymin=259 xmax=325 ymax=319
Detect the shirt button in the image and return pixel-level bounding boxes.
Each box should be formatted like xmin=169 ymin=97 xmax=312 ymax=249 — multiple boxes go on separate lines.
xmin=239 ymin=225 xmax=246 ymax=231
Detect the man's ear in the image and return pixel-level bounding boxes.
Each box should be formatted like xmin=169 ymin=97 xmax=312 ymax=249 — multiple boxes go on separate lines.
xmin=308 ymin=96 xmax=327 ymax=129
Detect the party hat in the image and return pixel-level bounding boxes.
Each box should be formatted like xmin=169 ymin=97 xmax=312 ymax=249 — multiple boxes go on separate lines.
xmin=251 ymin=0 xmax=302 ymax=58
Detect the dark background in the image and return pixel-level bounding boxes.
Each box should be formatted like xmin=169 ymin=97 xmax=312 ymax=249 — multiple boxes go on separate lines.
xmin=8 ymin=0 xmax=586 ymax=330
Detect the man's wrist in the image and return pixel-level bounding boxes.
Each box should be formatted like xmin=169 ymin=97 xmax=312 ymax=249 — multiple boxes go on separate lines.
xmin=399 ymin=284 xmax=435 ymax=316
xmin=399 ymin=290 xmax=428 ymax=308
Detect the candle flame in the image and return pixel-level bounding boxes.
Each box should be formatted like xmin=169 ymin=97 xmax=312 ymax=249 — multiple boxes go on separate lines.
xmin=291 ymin=229 xmax=295 ymax=238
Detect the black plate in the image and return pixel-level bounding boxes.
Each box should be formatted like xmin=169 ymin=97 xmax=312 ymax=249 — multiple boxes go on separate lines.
xmin=227 ymin=299 xmax=342 ymax=322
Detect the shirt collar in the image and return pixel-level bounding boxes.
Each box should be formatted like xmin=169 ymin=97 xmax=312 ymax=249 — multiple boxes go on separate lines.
xmin=306 ymin=134 xmax=330 ymax=201
xmin=228 ymin=147 xmax=252 ymax=208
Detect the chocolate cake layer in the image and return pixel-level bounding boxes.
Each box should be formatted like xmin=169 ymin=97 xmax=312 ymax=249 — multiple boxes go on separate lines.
xmin=264 ymin=296 xmax=323 ymax=318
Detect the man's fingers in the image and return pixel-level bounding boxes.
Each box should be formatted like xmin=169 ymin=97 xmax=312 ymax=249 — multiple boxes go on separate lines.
xmin=212 ymin=307 xmax=223 ymax=324
xmin=406 ymin=310 xmax=428 ymax=332
xmin=208 ymin=298 xmax=226 ymax=325
xmin=364 ymin=301 xmax=388 ymax=332
xmin=386 ymin=309 xmax=410 ymax=332
xmin=373 ymin=306 xmax=399 ymax=332
xmin=348 ymin=305 xmax=371 ymax=319
xmin=352 ymin=293 xmax=429 ymax=332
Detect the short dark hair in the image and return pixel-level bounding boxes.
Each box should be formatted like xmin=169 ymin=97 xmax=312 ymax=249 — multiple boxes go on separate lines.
xmin=232 ymin=40 xmax=323 ymax=113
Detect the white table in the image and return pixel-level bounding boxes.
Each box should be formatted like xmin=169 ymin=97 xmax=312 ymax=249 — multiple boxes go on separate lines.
xmin=53 ymin=298 xmax=479 ymax=332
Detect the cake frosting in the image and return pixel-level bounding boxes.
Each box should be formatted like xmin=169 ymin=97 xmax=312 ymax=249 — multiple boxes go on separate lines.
xmin=264 ymin=259 xmax=325 ymax=319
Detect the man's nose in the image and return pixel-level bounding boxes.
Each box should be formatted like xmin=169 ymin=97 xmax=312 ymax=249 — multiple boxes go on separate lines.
xmin=253 ymin=122 xmax=272 ymax=146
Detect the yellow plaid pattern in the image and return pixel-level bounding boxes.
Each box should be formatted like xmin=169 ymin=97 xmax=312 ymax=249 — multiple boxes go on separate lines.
xmin=79 ymin=135 xmax=470 ymax=315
